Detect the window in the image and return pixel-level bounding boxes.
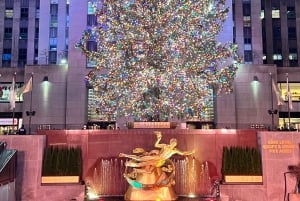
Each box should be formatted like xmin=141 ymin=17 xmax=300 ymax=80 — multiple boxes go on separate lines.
xmin=18 ymin=49 xmax=27 ymax=67
xmin=2 ymin=49 xmax=11 ymax=61
xmin=243 ymin=16 xmax=251 ymax=27
xmin=272 ymin=10 xmax=280 ymax=18
xmin=36 ymin=9 xmax=40 ymax=18
xmin=19 ymin=49 xmax=27 ymax=60
xmin=273 ymin=27 xmax=281 ymax=39
xmin=50 ymin=15 xmax=58 ymax=27
xmin=87 ymin=15 xmax=98 ymax=26
xmin=243 ymin=27 xmax=251 ymax=44
xmin=273 ymin=54 xmax=282 ymax=60
xmin=36 ymin=0 xmax=40 ymax=9
xmin=88 ymin=1 xmax=97 ymax=15
xmin=242 ymin=3 xmax=251 ymax=16
xmin=20 ymin=28 xmax=28 ymax=39
xmin=87 ymin=41 xmax=97 ymax=52
xmin=289 ymin=53 xmax=298 ymax=60
xmin=49 ymin=38 xmax=57 ymax=50
xmin=20 ymin=8 xmax=29 ymax=19
xmin=5 ymin=0 xmax=14 ymax=9
xmin=49 ymin=27 xmax=57 ymax=38
xmin=48 ymin=51 xmax=57 ymax=64
xmin=21 ymin=0 xmax=29 ymax=7
xmin=260 ymin=10 xmax=264 ymax=19
xmin=287 ymin=7 xmax=295 ymax=19
xmin=87 ymin=58 xmax=97 ymax=68
xmin=4 ymin=28 xmax=12 ymax=39
xmin=66 ymin=4 xmax=69 ymax=15
xmin=5 ymin=9 xmax=13 ymax=18
xmin=244 ymin=38 xmax=252 ymax=44
xmin=35 ymin=27 xmax=39 ymax=38
xmin=288 ymin=27 xmax=296 ymax=39
xmin=244 ymin=50 xmax=253 ymax=62
xmin=50 ymin=4 xmax=58 ymax=15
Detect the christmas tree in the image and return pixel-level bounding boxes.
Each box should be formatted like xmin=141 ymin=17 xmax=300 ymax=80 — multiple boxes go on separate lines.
xmin=76 ymin=0 xmax=241 ymax=122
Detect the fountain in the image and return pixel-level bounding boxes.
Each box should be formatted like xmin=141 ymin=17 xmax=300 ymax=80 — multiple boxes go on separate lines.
xmin=85 ymin=132 xmax=213 ymax=200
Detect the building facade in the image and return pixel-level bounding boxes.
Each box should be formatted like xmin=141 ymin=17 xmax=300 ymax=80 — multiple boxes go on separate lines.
xmin=0 ymin=0 xmax=300 ymax=133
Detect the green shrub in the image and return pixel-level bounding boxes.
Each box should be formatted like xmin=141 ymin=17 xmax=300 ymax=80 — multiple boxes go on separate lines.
xmin=222 ymin=146 xmax=262 ymax=175
xmin=42 ymin=146 xmax=82 ymax=176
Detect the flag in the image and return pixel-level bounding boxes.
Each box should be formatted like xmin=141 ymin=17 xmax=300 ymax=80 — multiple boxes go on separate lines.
xmin=9 ymin=76 xmax=16 ymax=110
xmin=271 ymin=79 xmax=284 ymax=106
xmin=286 ymin=75 xmax=293 ymax=110
xmin=17 ymin=77 xmax=32 ymax=96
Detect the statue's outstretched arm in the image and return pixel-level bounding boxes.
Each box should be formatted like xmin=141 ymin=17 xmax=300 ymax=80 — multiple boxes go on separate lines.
xmin=175 ymin=149 xmax=195 ymax=156
xmin=154 ymin=131 xmax=165 ymax=148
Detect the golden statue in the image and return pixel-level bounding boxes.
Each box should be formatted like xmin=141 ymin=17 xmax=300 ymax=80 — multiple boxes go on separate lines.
xmin=119 ymin=131 xmax=195 ymax=200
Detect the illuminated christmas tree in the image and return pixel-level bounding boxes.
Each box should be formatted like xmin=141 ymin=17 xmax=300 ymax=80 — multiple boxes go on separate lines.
xmin=76 ymin=0 xmax=241 ymax=121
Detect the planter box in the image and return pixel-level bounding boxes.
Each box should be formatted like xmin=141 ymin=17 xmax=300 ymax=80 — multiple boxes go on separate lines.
xmin=41 ymin=176 xmax=80 ymax=184
xmin=223 ymin=175 xmax=263 ymax=183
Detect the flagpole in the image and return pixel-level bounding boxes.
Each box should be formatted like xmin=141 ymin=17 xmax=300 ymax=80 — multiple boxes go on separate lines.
xmin=286 ymin=73 xmax=291 ymax=130
xmin=12 ymin=72 xmax=16 ymax=134
xmin=269 ymin=72 xmax=275 ymax=130
xmin=28 ymin=73 xmax=34 ymax=134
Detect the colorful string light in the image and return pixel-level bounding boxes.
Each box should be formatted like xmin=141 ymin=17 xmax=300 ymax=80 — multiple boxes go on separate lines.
xmin=76 ymin=0 xmax=242 ymax=121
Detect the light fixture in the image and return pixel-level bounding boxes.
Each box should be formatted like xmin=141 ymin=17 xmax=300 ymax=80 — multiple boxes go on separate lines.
xmin=43 ymin=76 xmax=49 ymax=82
xmin=253 ymin=75 xmax=259 ymax=82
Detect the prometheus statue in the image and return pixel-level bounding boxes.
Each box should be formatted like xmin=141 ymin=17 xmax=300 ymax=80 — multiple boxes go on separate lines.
xmin=119 ymin=131 xmax=195 ymax=200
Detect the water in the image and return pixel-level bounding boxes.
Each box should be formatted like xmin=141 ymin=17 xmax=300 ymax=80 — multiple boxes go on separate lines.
xmin=85 ymin=157 xmax=213 ymax=199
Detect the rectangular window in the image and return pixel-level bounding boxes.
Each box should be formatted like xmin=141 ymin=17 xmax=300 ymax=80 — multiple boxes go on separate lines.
xmin=48 ymin=51 xmax=57 ymax=64
xmin=88 ymin=1 xmax=98 ymax=15
xmin=19 ymin=49 xmax=27 ymax=60
xmin=244 ymin=44 xmax=252 ymax=51
xmin=20 ymin=8 xmax=29 ymax=19
xmin=2 ymin=49 xmax=11 ymax=61
xmin=66 ymin=4 xmax=69 ymax=15
xmin=273 ymin=27 xmax=281 ymax=39
xmin=49 ymin=38 xmax=57 ymax=50
xmin=288 ymin=27 xmax=296 ymax=39
xmin=50 ymin=15 xmax=58 ymax=27
xmin=20 ymin=28 xmax=28 ymax=39
xmin=35 ymin=27 xmax=39 ymax=38
xmin=51 ymin=0 xmax=58 ymax=3
xmin=21 ymin=0 xmax=29 ymax=7
xmin=5 ymin=0 xmax=14 ymax=9
xmin=5 ymin=9 xmax=13 ymax=18
xmin=287 ymin=7 xmax=295 ymax=19
xmin=50 ymin=4 xmax=58 ymax=15
xmin=87 ymin=58 xmax=97 ymax=68
xmin=244 ymin=50 xmax=253 ymax=62
xmin=49 ymin=27 xmax=57 ymax=38
xmin=272 ymin=10 xmax=280 ymax=18
xmin=260 ymin=10 xmax=265 ymax=19
xmin=289 ymin=53 xmax=298 ymax=60
xmin=273 ymin=54 xmax=282 ymax=60
xmin=4 ymin=28 xmax=12 ymax=39
xmin=87 ymin=41 xmax=97 ymax=52
xmin=243 ymin=16 xmax=251 ymax=27
xmin=36 ymin=0 xmax=40 ymax=9
xmin=87 ymin=15 xmax=98 ymax=26
xmin=18 ymin=49 xmax=27 ymax=67
xmin=36 ymin=9 xmax=40 ymax=18
xmin=242 ymin=3 xmax=251 ymax=16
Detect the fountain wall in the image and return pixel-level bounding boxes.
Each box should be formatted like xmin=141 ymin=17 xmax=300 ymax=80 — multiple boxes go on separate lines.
xmin=2 ymin=129 xmax=297 ymax=201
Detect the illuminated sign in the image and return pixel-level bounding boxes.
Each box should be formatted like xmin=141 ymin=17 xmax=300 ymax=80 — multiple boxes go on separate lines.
xmin=263 ymin=139 xmax=298 ymax=154
xmin=0 ymin=118 xmax=18 ymax=125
